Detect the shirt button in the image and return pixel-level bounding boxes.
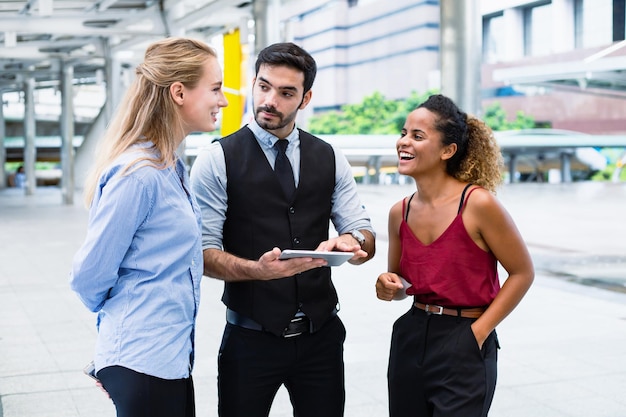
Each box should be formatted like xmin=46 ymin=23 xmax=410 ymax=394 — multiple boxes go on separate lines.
xmin=289 ymin=207 xmax=295 ymax=214
xmin=293 ymin=238 xmax=300 ymax=245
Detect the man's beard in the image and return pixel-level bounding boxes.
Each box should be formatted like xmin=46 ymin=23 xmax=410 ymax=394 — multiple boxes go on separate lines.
xmin=255 ymin=106 xmax=297 ymax=131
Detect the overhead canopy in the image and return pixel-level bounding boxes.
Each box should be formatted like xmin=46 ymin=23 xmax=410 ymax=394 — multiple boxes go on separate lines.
xmin=492 ymin=43 xmax=626 ymax=99
xmin=0 ymin=0 xmax=252 ymax=92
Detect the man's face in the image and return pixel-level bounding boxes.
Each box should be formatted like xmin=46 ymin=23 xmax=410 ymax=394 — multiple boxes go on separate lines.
xmin=253 ymin=64 xmax=312 ymax=139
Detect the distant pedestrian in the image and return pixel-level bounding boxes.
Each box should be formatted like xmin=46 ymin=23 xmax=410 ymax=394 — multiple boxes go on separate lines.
xmin=70 ymin=37 xmax=227 ymax=417
xmin=14 ymin=165 xmax=26 ymax=188
xmin=375 ymin=94 xmax=534 ymax=417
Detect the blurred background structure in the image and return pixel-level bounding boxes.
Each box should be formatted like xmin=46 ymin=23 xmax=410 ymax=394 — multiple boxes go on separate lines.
xmin=1 ymin=0 xmax=626 ymax=202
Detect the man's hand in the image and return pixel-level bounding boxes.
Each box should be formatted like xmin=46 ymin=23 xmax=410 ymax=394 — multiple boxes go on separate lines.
xmin=256 ymin=247 xmax=328 ymax=280
xmin=315 ymin=235 xmax=367 ymax=263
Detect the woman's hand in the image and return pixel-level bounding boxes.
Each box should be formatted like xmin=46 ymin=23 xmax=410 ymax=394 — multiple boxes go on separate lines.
xmin=376 ymin=272 xmax=407 ymax=301
xmin=95 ymin=380 xmax=111 ymax=399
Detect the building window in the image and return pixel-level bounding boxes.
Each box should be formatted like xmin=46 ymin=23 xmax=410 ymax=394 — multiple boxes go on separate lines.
xmin=614 ymin=0 xmax=625 ymax=41
xmin=523 ymin=1 xmax=552 ymax=57
xmin=575 ymin=0 xmax=613 ymax=48
xmin=483 ymin=12 xmax=504 ymax=63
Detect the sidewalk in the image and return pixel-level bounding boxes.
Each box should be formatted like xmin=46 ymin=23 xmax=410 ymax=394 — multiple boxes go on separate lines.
xmin=1 ymin=183 xmax=625 ymax=417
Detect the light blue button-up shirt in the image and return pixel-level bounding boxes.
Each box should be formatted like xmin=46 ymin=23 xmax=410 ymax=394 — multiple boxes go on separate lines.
xmin=190 ymin=119 xmax=375 ymax=251
xmin=70 ymin=143 xmax=203 ymax=379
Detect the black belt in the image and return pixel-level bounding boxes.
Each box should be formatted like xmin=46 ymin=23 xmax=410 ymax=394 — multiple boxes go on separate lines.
xmin=226 ymin=308 xmax=337 ymax=338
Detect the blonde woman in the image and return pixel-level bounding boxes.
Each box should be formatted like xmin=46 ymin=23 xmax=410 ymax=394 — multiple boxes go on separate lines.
xmin=70 ymin=37 xmax=227 ymax=417
xmin=376 ymin=94 xmax=534 ymax=417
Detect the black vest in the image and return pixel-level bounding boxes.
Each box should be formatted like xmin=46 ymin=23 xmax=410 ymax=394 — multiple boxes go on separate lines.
xmin=219 ymin=127 xmax=338 ymax=336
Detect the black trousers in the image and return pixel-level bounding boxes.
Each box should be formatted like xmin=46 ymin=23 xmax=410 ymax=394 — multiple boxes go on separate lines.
xmin=387 ymin=307 xmax=498 ymax=417
xmin=218 ymin=315 xmax=346 ymax=417
xmin=98 ymin=365 xmax=195 ymax=417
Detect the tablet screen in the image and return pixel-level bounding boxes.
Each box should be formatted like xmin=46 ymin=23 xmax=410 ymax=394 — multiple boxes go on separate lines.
xmin=278 ymin=250 xmax=353 ymax=266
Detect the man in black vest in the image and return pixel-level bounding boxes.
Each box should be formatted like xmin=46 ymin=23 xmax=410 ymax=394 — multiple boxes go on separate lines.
xmin=190 ymin=42 xmax=376 ymax=417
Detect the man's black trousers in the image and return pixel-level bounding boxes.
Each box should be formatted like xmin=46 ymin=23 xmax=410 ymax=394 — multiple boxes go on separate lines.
xmin=218 ymin=315 xmax=346 ymax=417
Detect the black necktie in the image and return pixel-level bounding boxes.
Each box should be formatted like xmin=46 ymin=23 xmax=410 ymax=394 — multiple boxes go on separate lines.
xmin=274 ymin=140 xmax=296 ymax=199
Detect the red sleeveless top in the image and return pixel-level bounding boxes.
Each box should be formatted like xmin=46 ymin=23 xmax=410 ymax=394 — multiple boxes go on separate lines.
xmin=399 ymin=186 xmax=500 ymax=307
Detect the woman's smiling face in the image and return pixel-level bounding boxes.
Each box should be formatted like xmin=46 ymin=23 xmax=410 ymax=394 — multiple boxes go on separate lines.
xmin=396 ymin=107 xmax=450 ymax=177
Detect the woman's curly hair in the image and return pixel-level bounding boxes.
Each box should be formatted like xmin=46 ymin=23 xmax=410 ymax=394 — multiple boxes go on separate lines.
xmin=418 ymin=94 xmax=503 ymax=192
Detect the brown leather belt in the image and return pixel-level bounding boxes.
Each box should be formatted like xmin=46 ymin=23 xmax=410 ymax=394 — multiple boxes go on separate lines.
xmin=414 ymin=301 xmax=484 ymax=318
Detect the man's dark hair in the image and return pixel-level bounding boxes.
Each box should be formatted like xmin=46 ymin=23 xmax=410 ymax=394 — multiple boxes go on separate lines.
xmin=255 ymin=42 xmax=317 ymax=93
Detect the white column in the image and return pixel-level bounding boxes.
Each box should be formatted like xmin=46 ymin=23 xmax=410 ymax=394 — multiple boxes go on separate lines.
xmin=440 ymin=0 xmax=482 ymax=115
xmin=552 ymin=0 xmax=575 ymax=53
xmin=60 ymin=61 xmax=74 ymax=205
xmin=502 ymin=8 xmax=525 ymax=61
xmin=253 ymin=0 xmax=281 ymax=52
xmin=23 ymin=78 xmax=36 ymax=196
xmin=104 ymin=39 xmax=125 ymax=124
xmin=0 ymin=93 xmax=6 ymax=190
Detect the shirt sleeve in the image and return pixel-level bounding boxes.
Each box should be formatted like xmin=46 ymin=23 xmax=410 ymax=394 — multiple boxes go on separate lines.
xmin=189 ymin=142 xmax=228 ymax=250
xmin=69 ymin=171 xmax=153 ymax=312
xmin=329 ymin=146 xmax=376 ymax=236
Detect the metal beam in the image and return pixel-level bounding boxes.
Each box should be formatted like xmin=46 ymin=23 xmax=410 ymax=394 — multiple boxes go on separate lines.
xmin=171 ymin=0 xmax=248 ymax=29
xmin=0 ymin=9 xmax=165 ymax=36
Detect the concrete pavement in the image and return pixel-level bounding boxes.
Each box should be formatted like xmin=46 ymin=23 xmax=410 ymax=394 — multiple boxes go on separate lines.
xmin=1 ymin=182 xmax=625 ymax=417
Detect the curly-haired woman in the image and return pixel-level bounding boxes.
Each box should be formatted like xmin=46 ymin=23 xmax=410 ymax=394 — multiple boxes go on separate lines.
xmin=375 ymin=94 xmax=534 ymax=417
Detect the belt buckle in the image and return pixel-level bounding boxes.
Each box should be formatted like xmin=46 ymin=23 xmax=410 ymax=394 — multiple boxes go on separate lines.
xmin=283 ymin=316 xmax=306 ymax=338
xmin=425 ymin=304 xmax=444 ymax=315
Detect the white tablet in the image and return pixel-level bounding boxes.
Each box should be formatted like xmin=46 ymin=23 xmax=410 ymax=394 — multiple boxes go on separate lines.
xmin=278 ymin=250 xmax=353 ymax=267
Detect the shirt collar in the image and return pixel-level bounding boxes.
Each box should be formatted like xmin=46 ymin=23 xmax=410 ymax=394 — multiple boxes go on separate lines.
xmin=247 ymin=118 xmax=300 ymax=149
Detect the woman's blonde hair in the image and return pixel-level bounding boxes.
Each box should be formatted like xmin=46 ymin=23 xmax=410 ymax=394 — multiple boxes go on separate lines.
xmin=83 ymin=37 xmax=217 ymax=206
